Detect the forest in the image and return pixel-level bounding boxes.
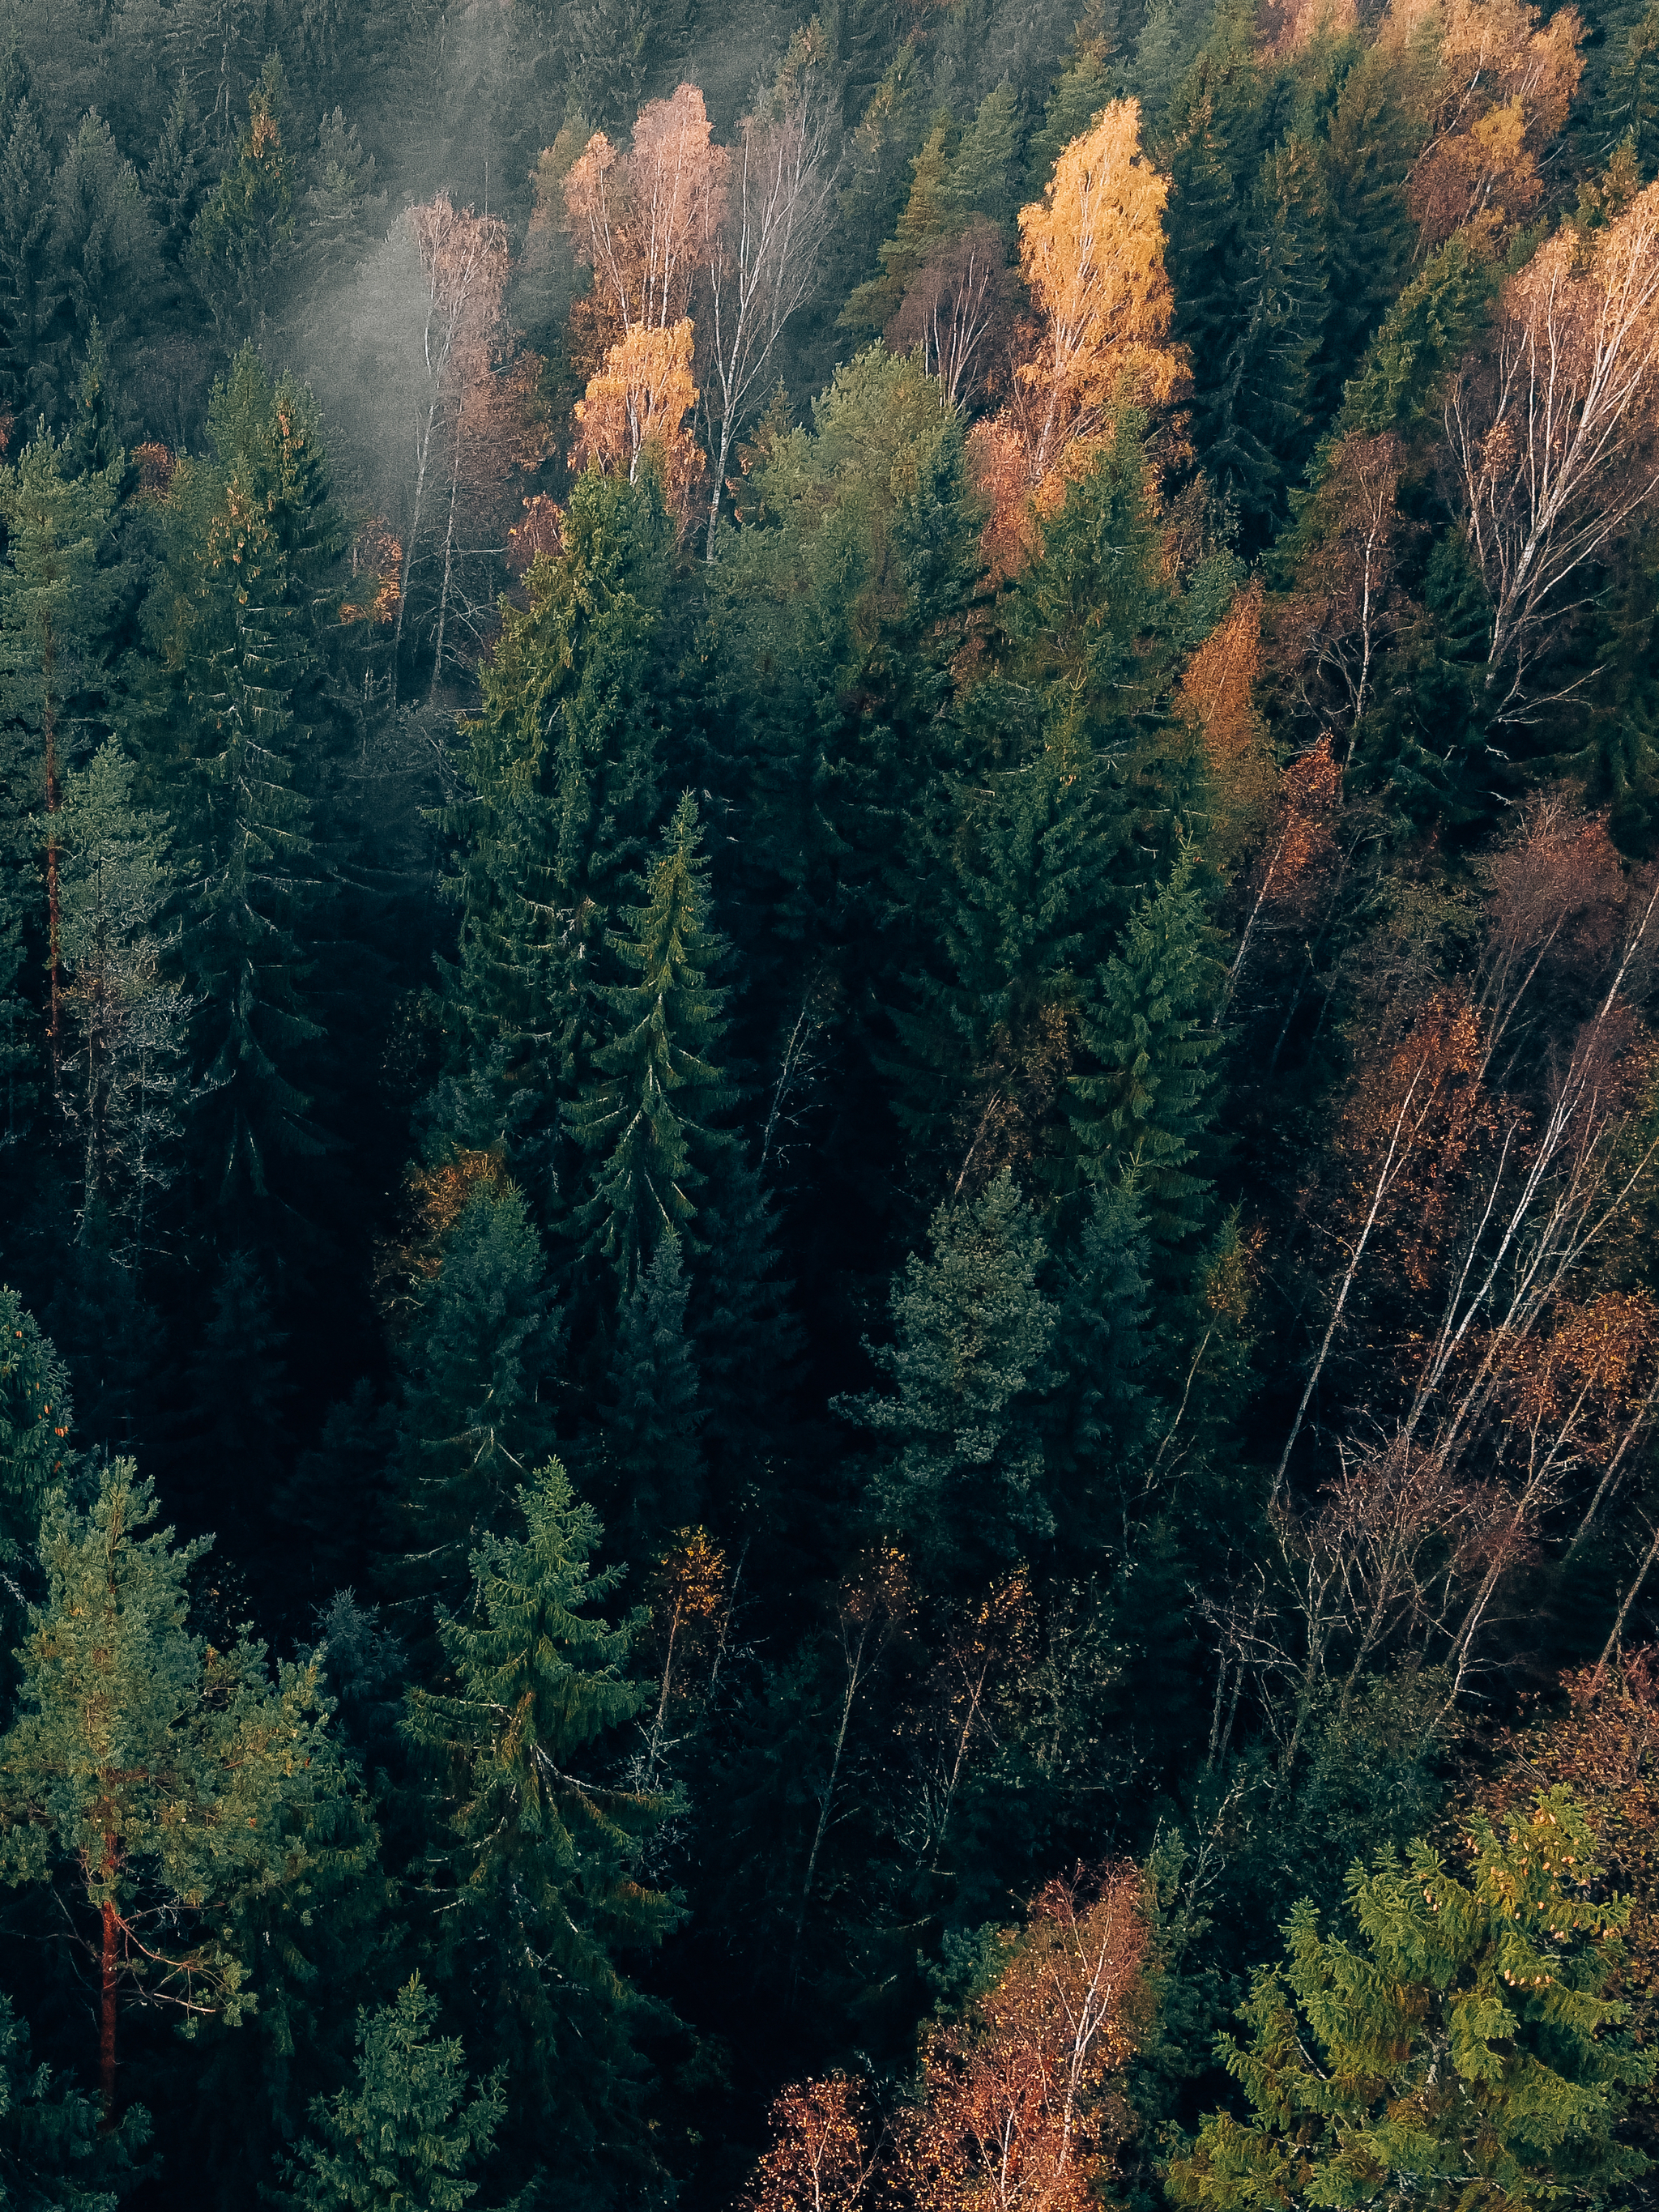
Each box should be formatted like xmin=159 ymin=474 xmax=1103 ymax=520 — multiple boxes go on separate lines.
xmin=6 ymin=0 xmax=1659 ymax=2201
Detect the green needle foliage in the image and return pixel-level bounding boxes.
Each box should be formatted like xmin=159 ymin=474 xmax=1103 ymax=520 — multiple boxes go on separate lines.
xmin=1167 ymin=1788 xmax=1655 ymax=2212
xmin=0 ymin=1986 xmax=147 ymax=2208
xmin=403 ymin=1457 xmax=676 ymax=2180
xmin=0 ymin=1285 xmax=71 ymax=1566
xmin=274 ymin=1974 xmax=513 ymax=2212
xmin=843 ymin=1168 xmax=1058 ymax=1579
xmin=1070 ymin=843 xmax=1223 ymax=1256
xmin=565 ymin=791 xmax=732 ymax=1286
xmin=0 ymin=1460 xmax=350 ymax=2112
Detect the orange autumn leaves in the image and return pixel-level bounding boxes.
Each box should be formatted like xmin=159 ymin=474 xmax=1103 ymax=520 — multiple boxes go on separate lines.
xmin=747 ymin=1869 xmax=1149 ymax=2212
xmin=561 ymin=85 xmax=726 ymax=527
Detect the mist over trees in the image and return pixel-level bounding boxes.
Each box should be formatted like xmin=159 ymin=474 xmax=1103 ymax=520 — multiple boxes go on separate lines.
xmin=7 ymin=0 xmax=1659 ymax=2203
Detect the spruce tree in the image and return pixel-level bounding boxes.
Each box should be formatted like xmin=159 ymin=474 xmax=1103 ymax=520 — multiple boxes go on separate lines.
xmin=839 ymin=1169 xmax=1057 ymax=1581
xmin=54 ymin=739 xmax=186 ymax=1252
xmin=838 ymin=113 xmax=958 ymax=339
xmin=0 ymin=1284 xmax=71 ymax=1623
xmin=190 ymin=53 xmax=297 ymax=333
xmin=1354 ymin=534 xmax=1499 ymax=834
xmin=0 ymin=429 xmax=126 ymax=1099
xmin=435 ymin=465 xmax=673 ymax=1198
xmin=143 ymin=72 xmax=208 ymax=266
xmin=275 ymin=1975 xmax=514 ymax=2212
xmin=1068 ymin=845 xmax=1224 ymax=1257
xmin=387 ymin=1179 xmax=561 ymax=1619
xmin=130 ymin=348 xmax=347 ymax=1225
xmin=592 ymin=1230 xmax=702 ymax=1553
xmin=565 ymin=792 xmax=733 ymax=1288
xmin=0 ymin=1987 xmax=147 ymax=2207
xmin=1167 ymin=1791 xmax=1655 ymax=2212
xmin=403 ymin=1457 xmax=676 ymax=2191
xmin=49 ymin=113 xmax=164 ymax=373
xmin=0 ymin=97 xmax=66 ymax=428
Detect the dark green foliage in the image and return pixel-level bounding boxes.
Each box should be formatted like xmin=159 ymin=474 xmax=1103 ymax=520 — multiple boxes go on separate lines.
xmin=435 ymin=466 xmax=673 ymax=1198
xmin=6 ymin=0 xmax=1659 ymax=2197
xmin=403 ymin=1455 xmax=676 ymax=2193
xmin=0 ymin=1283 xmax=71 ymax=1598
xmin=274 ymin=1974 xmax=513 ymax=2212
xmin=143 ymin=74 xmax=207 ymax=266
xmin=1069 ymin=843 xmax=1223 ymax=1255
xmin=190 ymin=55 xmax=297 ymax=333
xmin=0 ymin=1987 xmax=147 ymax=2208
xmin=565 ymin=793 xmax=733 ymax=1285
xmin=0 ymin=97 xmax=64 ymax=428
xmin=130 ymin=347 xmax=348 ymax=1221
xmin=388 ymin=1180 xmax=561 ymax=1619
xmin=1354 ymin=534 xmax=1499 ymax=833
xmin=592 ymin=1230 xmax=703 ymax=1554
xmin=842 ymin=1170 xmax=1057 ymax=1578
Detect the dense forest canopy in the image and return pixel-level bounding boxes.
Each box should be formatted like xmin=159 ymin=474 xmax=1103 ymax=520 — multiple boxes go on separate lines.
xmin=6 ymin=0 xmax=1659 ymax=2201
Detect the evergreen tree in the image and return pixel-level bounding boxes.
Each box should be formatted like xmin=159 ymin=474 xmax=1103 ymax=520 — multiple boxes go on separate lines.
xmin=0 ymin=98 xmax=66 ymax=429
xmin=592 ymin=1230 xmax=702 ymax=1554
xmin=1044 ymin=1177 xmax=1153 ymax=1551
xmin=1167 ymin=1790 xmax=1655 ymax=2212
xmin=0 ymin=1283 xmax=71 ymax=1605
xmin=143 ymin=71 xmax=208 ymax=266
xmin=1311 ymin=35 xmax=1430 ymax=424
xmin=0 ymin=1987 xmax=147 ymax=2208
xmin=0 ymin=428 xmax=126 ymax=1096
xmin=840 ymin=1169 xmax=1057 ymax=1580
xmin=54 ymin=739 xmax=186 ymax=1253
xmin=130 ymin=348 xmax=347 ymax=1226
xmin=1068 ymin=844 xmax=1223 ymax=1257
xmin=388 ymin=1179 xmax=561 ymax=1619
xmin=838 ymin=113 xmax=958 ymax=339
xmin=1354 ymin=533 xmax=1499 ymax=835
xmin=565 ymin=792 xmax=733 ymax=1287
xmin=299 ymin=107 xmax=386 ymax=287
xmin=434 ymin=466 xmax=673 ymax=1200
xmin=942 ymin=79 xmax=1022 ymax=232
xmin=0 ymin=1460 xmax=350 ymax=2122
xmin=275 ymin=1975 xmax=514 ymax=2212
xmin=403 ymin=1456 xmax=676 ymax=2193
xmin=190 ymin=53 xmax=297 ymax=334
xmin=66 ymin=321 xmax=123 ymax=478
xmin=49 ymin=111 xmax=164 ymax=374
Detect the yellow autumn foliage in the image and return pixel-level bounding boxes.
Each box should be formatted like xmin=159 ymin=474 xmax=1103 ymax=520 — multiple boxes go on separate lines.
xmin=570 ymin=318 xmax=704 ymax=531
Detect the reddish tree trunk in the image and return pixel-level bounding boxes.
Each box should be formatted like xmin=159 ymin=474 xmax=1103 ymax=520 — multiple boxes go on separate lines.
xmin=100 ymin=1891 xmax=117 ymax=2124
xmin=42 ymin=612 xmax=59 ymax=1057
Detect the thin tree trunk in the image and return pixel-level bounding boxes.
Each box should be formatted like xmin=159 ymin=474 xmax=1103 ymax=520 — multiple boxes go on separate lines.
xmin=795 ymin=1625 xmax=868 ymax=1943
xmin=43 ymin=612 xmax=60 ymax=1060
xmin=392 ymin=390 xmax=443 ymax=710
xmin=704 ymin=415 xmax=735 ymax=562
xmin=1270 ymin=1065 xmax=1427 ymax=1507
xmin=100 ymin=1888 xmax=117 ymax=2124
xmin=1592 ymin=1518 xmax=1659 ymax=1692
xmin=429 ymin=416 xmax=465 ymax=707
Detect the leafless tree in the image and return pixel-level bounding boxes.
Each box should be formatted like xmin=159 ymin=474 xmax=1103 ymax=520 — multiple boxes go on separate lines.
xmin=698 ymin=56 xmax=836 ymax=559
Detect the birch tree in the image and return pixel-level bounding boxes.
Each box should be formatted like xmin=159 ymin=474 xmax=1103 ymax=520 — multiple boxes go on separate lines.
xmin=697 ymin=48 xmax=836 ymax=557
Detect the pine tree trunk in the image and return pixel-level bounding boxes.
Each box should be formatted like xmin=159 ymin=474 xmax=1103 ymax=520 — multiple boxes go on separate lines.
xmin=43 ymin=611 xmax=60 ymax=1061
xmin=100 ymin=1887 xmax=117 ymax=2124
